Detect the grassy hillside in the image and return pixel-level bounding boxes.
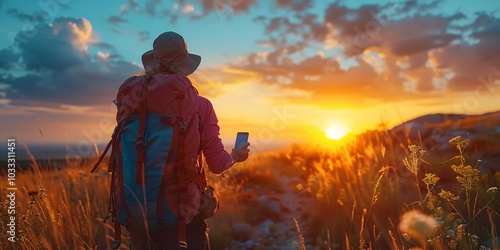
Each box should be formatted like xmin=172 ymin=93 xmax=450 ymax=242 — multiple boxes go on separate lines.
xmin=1 ymin=132 xmax=499 ymax=249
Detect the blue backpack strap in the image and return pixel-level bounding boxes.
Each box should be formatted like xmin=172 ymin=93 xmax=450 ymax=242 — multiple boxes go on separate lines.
xmin=157 ymin=116 xmax=179 ymax=224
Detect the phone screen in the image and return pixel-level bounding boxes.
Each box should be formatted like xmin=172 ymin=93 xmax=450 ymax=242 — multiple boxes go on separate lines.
xmin=234 ymin=132 xmax=249 ymax=149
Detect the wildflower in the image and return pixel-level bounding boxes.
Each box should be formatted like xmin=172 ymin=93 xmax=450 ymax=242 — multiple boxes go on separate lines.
xmin=426 ymin=194 xmax=438 ymax=211
xmin=429 ymin=236 xmax=443 ymax=248
xmin=487 ymin=187 xmax=498 ymax=194
xmin=398 ymin=210 xmax=438 ymax=241
xmin=449 ymin=239 xmax=458 ymax=249
xmin=402 ymin=233 xmax=411 ymax=241
xmin=403 ymin=145 xmax=426 ymax=175
xmin=471 ymin=235 xmax=479 ymax=247
xmin=455 ymin=224 xmax=466 ymax=241
xmin=449 ymin=136 xmax=461 ymax=145
xmin=451 ymin=164 xmax=480 ymax=190
xmin=438 ymin=190 xmax=460 ymax=201
xmin=459 ymin=139 xmax=470 ymax=150
xmin=423 ymin=173 xmax=440 ymax=186
xmin=449 ymin=136 xmax=470 ymax=153
xmin=409 ymin=145 xmax=421 ymax=153
xmin=434 ymin=207 xmax=444 ymax=218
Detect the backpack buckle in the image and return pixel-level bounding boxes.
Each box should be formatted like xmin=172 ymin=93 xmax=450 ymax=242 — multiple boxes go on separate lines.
xmin=179 ymin=121 xmax=186 ymax=132
xmin=179 ymin=240 xmax=188 ymax=248
xmin=176 ymin=117 xmax=186 ymax=132
xmin=135 ymin=137 xmax=144 ymax=149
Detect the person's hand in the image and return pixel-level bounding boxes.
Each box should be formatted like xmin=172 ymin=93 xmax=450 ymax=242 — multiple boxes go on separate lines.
xmin=231 ymin=142 xmax=250 ymax=163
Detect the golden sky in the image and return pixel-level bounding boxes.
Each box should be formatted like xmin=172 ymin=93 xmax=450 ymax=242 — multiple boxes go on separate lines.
xmin=1 ymin=0 xmax=499 ymax=154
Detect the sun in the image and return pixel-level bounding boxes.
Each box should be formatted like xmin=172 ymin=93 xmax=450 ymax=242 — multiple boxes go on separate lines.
xmin=325 ymin=125 xmax=350 ymax=140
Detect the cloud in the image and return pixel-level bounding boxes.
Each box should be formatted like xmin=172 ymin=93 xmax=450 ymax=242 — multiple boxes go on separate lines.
xmin=0 ymin=17 xmax=141 ymax=110
xmin=107 ymin=15 xmax=128 ymax=25
xmin=90 ymin=42 xmax=116 ymax=50
xmin=425 ymin=13 xmax=500 ymax=91
xmin=138 ymin=31 xmax=150 ymax=42
xmin=14 ymin=17 xmax=92 ymax=72
xmin=201 ymin=0 xmax=256 ymax=14
xmin=128 ymin=0 xmax=140 ymax=12
xmin=145 ymin=0 xmax=162 ymax=16
xmin=183 ymin=4 xmax=194 ymax=14
xmin=0 ymin=48 xmax=20 ymax=70
xmin=274 ymin=0 xmax=312 ymax=12
xmin=6 ymin=8 xmax=36 ymax=21
xmin=111 ymin=0 xmax=259 ymax=23
xmin=238 ymin=1 xmax=500 ymax=103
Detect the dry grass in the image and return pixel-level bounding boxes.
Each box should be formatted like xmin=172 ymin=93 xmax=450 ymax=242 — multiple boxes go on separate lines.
xmin=0 ymin=159 xmax=122 ymax=249
xmin=0 ymin=131 xmax=498 ymax=249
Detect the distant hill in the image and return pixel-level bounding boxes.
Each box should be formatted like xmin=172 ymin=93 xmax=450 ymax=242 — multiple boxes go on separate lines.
xmin=390 ymin=110 xmax=500 ymax=173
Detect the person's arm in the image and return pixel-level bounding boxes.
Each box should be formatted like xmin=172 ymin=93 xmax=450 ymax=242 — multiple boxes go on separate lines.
xmin=198 ymin=96 xmax=249 ymax=174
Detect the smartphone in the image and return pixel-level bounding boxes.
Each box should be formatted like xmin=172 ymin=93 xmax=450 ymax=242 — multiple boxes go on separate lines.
xmin=234 ymin=132 xmax=249 ymax=149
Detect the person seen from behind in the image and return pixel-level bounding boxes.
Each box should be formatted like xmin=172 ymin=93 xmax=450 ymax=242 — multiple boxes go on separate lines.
xmin=126 ymin=31 xmax=250 ymax=249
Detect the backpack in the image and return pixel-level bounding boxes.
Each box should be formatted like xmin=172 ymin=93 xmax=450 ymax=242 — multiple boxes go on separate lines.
xmin=91 ymin=73 xmax=219 ymax=249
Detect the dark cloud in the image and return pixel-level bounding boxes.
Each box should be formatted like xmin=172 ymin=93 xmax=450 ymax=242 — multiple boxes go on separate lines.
xmin=426 ymin=14 xmax=500 ymax=91
xmin=115 ymin=0 xmax=260 ymax=23
xmin=0 ymin=48 xmax=20 ymax=70
xmin=3 ymin=60 xmax=140 ymax=107
xmin=6 ymin=8 xmax=34 ymax=21
xmin=244 ymin=1 xmax=500 ymax=101
xmin=128 ymin=0 xmax=140 ymax=12
xmin=397 ymin=0 xmax=440 ymax=14
xmin=1 ymin=17 xmax=141 ymax=109
xmin=324 ymin=3 xmax=381 ymax=38
xmin=15 ymin=17 xmax=91 ymax=72
xmin=90 ymin=42 xmax=116 ymax=50
xmin=264 ymin=17 xmax=297 ymax=34
xmin=206 ymin=0 xmax=256 ymax=13
xmin=107 ymin=15 xmax=128 ymax=25
xmin=301 ymin=14 xmax=328 ymax=41
xmin=390 ymin=34 xmax=460 ymax=56
xmin=145 ymin=0 xmax=162 ymax=16
xmin=274 ymin=0 xmax=312 ymax=12
xmin=18 ymin=32 xmax=84 ymax=72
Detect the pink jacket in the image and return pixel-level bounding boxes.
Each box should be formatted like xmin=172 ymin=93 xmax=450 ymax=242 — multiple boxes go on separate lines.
xmin=198 ymin=96 xmax=232 ymax=174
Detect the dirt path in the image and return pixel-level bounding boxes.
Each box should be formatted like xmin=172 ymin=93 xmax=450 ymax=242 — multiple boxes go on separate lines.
xmin=245 ymin=164 xmax=314 ymax=250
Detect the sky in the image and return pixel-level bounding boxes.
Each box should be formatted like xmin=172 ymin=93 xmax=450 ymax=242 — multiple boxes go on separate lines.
xmin=0 ymin=0 xmax=499 ymax=155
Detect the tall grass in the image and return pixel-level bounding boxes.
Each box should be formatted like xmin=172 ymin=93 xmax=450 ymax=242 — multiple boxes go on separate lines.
xmin=0 ymin=131 xmax=498 ymax=249
xmin=281 ymin=132 xmax=499 ymax=249
xmin=0 ymin=158 xmax=119 ymax=249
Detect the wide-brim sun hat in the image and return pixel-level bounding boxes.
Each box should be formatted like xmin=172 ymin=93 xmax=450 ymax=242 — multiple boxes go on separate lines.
xmin=141 ymin=31 xmax=201 ymax=76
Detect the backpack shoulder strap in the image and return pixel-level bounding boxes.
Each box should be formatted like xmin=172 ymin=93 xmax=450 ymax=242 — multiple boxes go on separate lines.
xmin=90 ymin=139 xmax=113 ymax=173
xmin=90 ymin=118 xmax=130 ymax=173
xmin=176 ymin=117 xmax=189 ymax=248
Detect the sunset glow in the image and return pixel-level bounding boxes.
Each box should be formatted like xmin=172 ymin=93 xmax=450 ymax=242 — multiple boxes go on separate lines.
xmin=325 ymin=125 xmax=350 ymax=140
xmin=0 ymin=0 xmax=498 ymax=153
